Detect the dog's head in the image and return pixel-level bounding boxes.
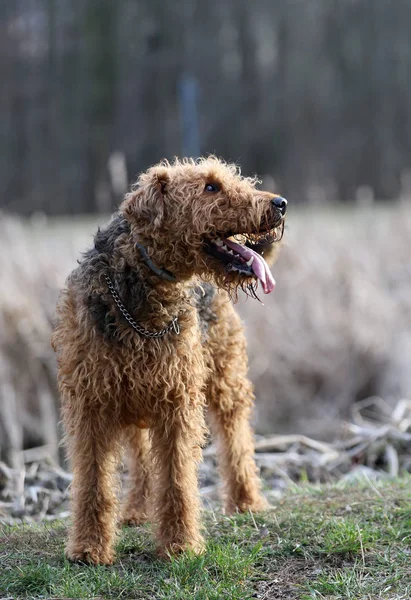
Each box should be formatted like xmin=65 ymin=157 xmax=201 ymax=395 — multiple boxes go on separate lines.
xmin=121 ymin=157 xmax=286 ymax=296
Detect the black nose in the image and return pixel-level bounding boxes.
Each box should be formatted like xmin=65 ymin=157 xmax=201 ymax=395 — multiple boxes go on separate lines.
xmin=271 ymin=196 xmax=287 ymax=216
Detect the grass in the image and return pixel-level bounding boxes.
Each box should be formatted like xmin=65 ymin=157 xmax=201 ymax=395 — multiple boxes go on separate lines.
xmin=1 ymin=478 xmax=411 ymax=599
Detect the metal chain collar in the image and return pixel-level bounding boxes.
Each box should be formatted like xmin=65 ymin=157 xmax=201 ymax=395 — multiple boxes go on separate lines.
xmin=104 ymin=274 xmax=180 ymax=338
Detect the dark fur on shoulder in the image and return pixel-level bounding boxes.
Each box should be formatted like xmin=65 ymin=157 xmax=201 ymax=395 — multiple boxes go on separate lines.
xmin=75 ymin=215 xmax=149 ymax=340
xmin=79 ymin=215 xmax=217 ymax=341
xmin=192 ymin=284 xmax=217 ymax=340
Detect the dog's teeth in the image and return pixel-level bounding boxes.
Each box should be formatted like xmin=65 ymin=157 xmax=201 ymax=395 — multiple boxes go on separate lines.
xmin=222 ymin=245 xmax=228 ymax=251
xmin=246 ymin=256 xmax=254 ymax=266
xmin=215 ymin=239 xmax=223 ymax=246
xmin=227 ymin=250 xmax=234 ymax=255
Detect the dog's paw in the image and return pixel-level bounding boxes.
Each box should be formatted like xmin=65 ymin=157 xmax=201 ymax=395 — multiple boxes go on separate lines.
xmin=226 ymin=495 xmax=270 ymax=514
xmin=65 ymin=543 xmax=115 ymax=566
xmin=157 ymin=537 xmax=205 ymax=560
xmin=120 ymin=509 xmax=148 ymax=527
xmin=244 ymin=497 xmax=270 ymax=513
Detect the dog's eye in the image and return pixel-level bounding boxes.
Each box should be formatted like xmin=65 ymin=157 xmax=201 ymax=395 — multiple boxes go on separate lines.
xmin=205 ymin=183 xmax=219 ymax=193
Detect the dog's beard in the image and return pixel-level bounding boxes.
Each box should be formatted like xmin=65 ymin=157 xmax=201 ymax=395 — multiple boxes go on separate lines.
xmin=204 ymin=223 xmax=284 ymax=296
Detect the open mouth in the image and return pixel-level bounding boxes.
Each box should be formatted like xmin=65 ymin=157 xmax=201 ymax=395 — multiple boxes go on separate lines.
xmin=204 ymin=224 xmax=284 ymax=295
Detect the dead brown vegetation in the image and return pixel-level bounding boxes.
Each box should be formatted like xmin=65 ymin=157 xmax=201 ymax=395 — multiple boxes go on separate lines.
xmin=1 ymin=201 xmax=411 ymax=462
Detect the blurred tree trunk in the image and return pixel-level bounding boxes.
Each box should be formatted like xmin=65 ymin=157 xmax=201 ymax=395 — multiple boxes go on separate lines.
xmin=84 ymin=0 xmax=118 ymax=212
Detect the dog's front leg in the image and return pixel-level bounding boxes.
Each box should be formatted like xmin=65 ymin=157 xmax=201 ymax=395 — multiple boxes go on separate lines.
xmin=64 ymin=410 xmax=121 ymax=565
xmin=150 ymin=400 xmax=206 ymax=558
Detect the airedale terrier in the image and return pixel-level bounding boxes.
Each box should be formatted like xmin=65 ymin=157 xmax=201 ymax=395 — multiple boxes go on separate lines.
xmin=52 ymin=156 xmax=287 ymax=565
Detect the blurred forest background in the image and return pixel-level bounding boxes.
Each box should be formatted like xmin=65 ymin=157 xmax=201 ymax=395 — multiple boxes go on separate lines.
xmin=3 ymin=0 xmax=411 ymax=212
xmin=1 ymin=0 xmax=411 ymax=466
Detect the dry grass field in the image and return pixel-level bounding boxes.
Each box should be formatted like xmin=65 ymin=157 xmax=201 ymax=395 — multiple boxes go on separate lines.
xmin=1 ymin=201 xmax=411 ymax=462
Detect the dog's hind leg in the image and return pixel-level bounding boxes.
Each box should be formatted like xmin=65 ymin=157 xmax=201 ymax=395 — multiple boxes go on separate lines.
xmin=208 ymin=396 xmax=268 ymax=514
xmin=121 ymin=425 xmax=151 ymax=526
xmin=206 ymin=302 xmax=268 ymax=514
xmin=64 ymin=408 xmax=121 ymax=565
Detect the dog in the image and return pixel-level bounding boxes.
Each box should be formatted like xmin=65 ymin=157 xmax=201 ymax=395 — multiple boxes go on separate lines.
xmin=52 ymin=156 xmax=287 ymax=564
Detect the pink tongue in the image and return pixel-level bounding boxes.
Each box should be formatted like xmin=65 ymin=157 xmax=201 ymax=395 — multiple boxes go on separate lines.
xmin=224 ymin=239 xmax=276 ymax=294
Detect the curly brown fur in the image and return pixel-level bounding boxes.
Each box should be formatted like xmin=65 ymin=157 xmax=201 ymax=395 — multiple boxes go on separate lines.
xmin=52 ymin=156 xmax=286 ymax=565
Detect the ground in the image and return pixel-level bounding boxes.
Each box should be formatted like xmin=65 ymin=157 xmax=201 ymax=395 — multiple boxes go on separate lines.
xmin=1 ymin=477 xmax=411 ymax=599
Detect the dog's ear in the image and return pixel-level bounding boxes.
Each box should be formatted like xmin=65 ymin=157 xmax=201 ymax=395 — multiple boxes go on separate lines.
xmin=122 ymin=167 xmax=169 ymax=228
